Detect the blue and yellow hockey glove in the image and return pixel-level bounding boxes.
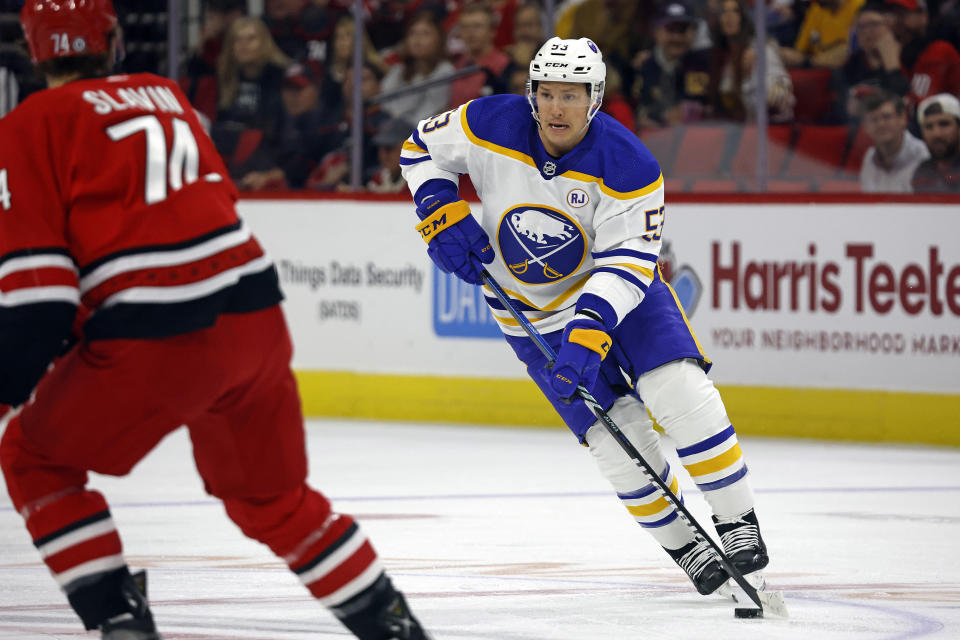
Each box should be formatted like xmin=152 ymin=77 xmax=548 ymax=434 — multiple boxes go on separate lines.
xmin=550 ymin=314 xmax=612 ymax=399
xmin=415 ymin=194 xmax=493 ymax=285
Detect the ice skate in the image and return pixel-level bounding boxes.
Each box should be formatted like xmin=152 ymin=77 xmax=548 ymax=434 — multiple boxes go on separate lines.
xmin=665 ymin=538 xmax=730 ymax=595
xmin=713 ymin=508 xmax=769 ymax=575
xmin=337 ymin=576 xmax=432 ymax=640
xmin=99 ymin=571 xmax=160 ymax=640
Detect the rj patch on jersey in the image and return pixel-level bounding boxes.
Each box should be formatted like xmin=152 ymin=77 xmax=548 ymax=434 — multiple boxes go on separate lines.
xmin=496 ymin=205 xmax=587 ymax=285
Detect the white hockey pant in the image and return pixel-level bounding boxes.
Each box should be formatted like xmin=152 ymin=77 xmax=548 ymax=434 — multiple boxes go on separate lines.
xmin=585 ymin=359 xmax=755 ymax=549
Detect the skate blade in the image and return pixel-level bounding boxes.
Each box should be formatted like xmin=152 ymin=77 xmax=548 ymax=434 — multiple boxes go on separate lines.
xmin=716 ymin=572 xmax=765 ymax=602
xmin=720 ymin=574 xmax=789 ymax=618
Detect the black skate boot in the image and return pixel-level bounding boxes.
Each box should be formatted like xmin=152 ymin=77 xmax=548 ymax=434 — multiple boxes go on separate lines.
xmin=66 ymin=567 xmax=160 ymax=640
xmin=99 ymin=570 xmax=161 ymax=640
xmin=335 ymin=574 xmax=432 ymax=640
xmin=713 ymin=508 xmax=769 ymax=576
xmin=665 ymin=539 xmax=730 ymax=595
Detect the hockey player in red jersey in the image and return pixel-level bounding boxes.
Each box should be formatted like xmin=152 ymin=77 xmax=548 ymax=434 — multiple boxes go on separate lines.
xmin=0 ymin=2 xmax=431 ymax=639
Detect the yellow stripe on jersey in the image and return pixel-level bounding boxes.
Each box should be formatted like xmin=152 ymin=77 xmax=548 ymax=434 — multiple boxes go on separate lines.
xmin=483 ymin=273 xmax=591 ymax=313
xmin=561 ymin=170 xmax=664 ymax=201
xmin=460 ymin=105 xmax=664 ymax=200
xmin=461 ymin=103 xmax=538 ymax=169
xmin=626 ymin=496 xmax=671 ymax=517
xmin=683 ymin=443 xmax=743 ymax=477
xmin=605 ymin=263 xmax=656 ymax=280
xmin=661 ymin=264 xmax=708 ymax=361
xmin=402 ymin=139 xmax=428 ymax=154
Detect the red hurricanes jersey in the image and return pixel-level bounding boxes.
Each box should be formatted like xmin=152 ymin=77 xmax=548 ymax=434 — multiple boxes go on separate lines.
xmin=0 ymin=73 xmax=281 ymax=404
xmin=907 ymin=41 xmax=960 ymax=105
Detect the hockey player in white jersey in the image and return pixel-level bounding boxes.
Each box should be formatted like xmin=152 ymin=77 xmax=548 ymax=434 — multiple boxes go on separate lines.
xmin=401 ymin=37 xmax=771 ymax=597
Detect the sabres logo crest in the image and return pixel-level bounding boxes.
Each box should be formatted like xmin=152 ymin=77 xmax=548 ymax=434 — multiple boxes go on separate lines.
xmin=496 ymin=205 xmax=587 ymax=285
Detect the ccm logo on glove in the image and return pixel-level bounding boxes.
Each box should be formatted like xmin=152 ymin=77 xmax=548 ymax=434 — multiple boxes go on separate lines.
xmin=413 ymin=195 xmax=493 ymax=285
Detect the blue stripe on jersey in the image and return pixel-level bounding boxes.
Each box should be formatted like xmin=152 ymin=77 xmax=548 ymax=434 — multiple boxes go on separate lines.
xmin=616 ymin=463 xmax=671 ymax=500
xmin=483 ymin=294 xmax=539 ymax=312
xmin=676 ymin=425 xmax=737 ymax=457
xmin=399 ymin=155 xmax=432 ymax=166
xmin=411 ymin=128 xmax=427 ymax=151
xmin=640 ymin=511 xmax=679 ymax=529
xmin=697 ymin=465 xmax=749 ymax=492
xmin=592 ymin=266 xmax=650 ymax=292
xmin=592 ymin=248 xmax=659 ymax=263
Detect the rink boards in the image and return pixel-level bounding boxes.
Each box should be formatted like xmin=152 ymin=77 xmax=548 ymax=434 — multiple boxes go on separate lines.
xmin=240 ymin=197 xmax=960 ymax=446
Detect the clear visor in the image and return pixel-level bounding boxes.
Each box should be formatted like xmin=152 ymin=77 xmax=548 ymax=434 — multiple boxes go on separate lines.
xmin=531 ymin=82 xmax=594 ymax=110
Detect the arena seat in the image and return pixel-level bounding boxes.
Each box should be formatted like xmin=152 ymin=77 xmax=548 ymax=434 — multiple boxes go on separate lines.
xmin=783 ymin=125 xmax=849 ymax=178
xmin=788 ymin=68 xmax=834 ymax=124
xmin=730 ymin=125 xmax=792 ymax=178
xmin=690 ymin=178 xmax=739 ymax=192
xmin=672 ymin=125 xmax=732 ymax=177
xmin=638 ymin=127 xmax=681 ymax=176
xmin=843 ymin=125 xmax=873 ymax=174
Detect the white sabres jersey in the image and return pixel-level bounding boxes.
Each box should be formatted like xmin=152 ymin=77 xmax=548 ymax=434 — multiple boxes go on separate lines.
xmin=401 ymin=94 xmax=665 ymax=336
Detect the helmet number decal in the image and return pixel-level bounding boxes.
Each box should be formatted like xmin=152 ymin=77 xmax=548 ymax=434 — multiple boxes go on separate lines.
xmin=550 ymin=43 xmax=568 ymax=51
xmin=50 ymin=33 xmax=70 ymax=54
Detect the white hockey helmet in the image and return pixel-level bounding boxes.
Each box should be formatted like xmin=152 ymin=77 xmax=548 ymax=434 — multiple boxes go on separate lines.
xmin=527 ymin=36 xmax=606 ymax=127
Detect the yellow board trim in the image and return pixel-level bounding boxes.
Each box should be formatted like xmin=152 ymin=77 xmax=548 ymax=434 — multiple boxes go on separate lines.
xmin=294 ymin=371 xmax=960 ymax=447
xmin=683 ymin=443 xmax=743 ymax=477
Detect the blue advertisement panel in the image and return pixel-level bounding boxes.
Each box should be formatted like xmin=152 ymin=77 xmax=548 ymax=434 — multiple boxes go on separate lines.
xmin=432 ymin=268 xmax=503 ymax=338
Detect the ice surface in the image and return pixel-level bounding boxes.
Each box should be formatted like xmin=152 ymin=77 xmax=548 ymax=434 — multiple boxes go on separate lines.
xmin=2 ymin=420 xmax=958 ymax=639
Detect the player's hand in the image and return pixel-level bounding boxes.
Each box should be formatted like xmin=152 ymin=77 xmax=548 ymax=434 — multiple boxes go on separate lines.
xmin=549 ymin=315 xmax=611 ymax=399
xmin=415 ymin=194 xmax=493 ymax=284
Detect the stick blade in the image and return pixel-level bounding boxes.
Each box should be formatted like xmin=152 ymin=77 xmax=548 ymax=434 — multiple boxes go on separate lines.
xmin=758 ymin=590 xmax=789 ymax=618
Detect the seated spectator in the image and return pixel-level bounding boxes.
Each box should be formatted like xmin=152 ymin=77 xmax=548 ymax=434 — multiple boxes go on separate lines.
xmin=211 ymin=17 xmax=291 ymax=184
xmin=308 ymin=61 xmax=391 ymax=190
xmin=380 ymin=11 xmax=456 ymax=125
xmin=859 ymin=90 xmax=930 ymax=191
xmin=183 ymin=0 xmax=246 ymax=121
xmin=911 ymin=93 xmax=960 ymax=191
xmin=883 ymin=0 xmax=960 ymax=111
xmin=366 ymin=118 xmax=415 ymax=193
xmin=840 ymin=3 xmax=910 ymax=119
xmin=601 ymin=68 xmax=636 ymax=132
xmin=242 ymin=63 xmax=345 ymax=190
xmin=781 ymin=0 xmax=866 ymax=69
xmin=505 ymin=1 xmax=545 ymax=67
xmin=634 ymin=2 xmax=711 ymax=129
xmin=263 ymin=0 xmax=344 ymax=65
xmin=706 ymin=0 xmax=795 ymax=123
xmin=766 ymin=0 xmax=803 ymax=47
xmin=559 ymin=0 xmax=662 ymax=103
xmin=320 ymin=15 xmax=387 ymax=115
xmin=449 ymin=2 xmax=514 ymax=107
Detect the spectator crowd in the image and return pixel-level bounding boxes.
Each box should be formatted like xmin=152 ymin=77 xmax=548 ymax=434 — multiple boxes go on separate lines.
xmin=1 ymin=0 xmax=959 ymax=193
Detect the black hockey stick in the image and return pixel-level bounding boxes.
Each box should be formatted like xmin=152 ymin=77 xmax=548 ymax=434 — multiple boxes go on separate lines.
xmin=481 ymin=270 xmax=788 ymax=618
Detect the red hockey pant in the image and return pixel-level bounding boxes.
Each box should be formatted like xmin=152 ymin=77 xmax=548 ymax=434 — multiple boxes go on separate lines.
xmin=1 ymin=306 xmax=334 ymax=564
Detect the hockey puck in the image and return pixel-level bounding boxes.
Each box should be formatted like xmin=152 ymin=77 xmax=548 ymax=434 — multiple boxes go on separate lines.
xmin=734 ymin=608 xmax=763 ymax=619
